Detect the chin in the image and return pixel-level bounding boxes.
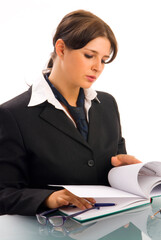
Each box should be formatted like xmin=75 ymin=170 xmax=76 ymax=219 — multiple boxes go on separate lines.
xmin=81 ymin=82 xmax=94 ymax=89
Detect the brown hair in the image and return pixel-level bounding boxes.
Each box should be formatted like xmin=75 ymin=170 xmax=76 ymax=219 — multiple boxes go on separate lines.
xmin=47 ymin=10 xmax=118 ymax=68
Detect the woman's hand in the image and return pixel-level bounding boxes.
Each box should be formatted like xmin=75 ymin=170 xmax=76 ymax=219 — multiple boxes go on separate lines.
xmin=111 ymin=154 xmax=142 ymax=167
xmin=44 ymin=189 xmax=96 ymax=210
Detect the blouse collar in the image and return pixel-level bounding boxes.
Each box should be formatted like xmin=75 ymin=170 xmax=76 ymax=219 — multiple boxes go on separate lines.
xmin=28 ymin=72 xmax=100 ymax=122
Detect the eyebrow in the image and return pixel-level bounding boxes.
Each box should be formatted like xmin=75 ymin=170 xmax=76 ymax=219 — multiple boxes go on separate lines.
xmin=84 ymin=48 xmax=110 ymax=58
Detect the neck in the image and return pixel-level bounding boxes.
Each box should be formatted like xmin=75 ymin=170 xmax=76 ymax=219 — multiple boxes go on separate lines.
xmin=48 ymin=64 xmax=80 ymax=107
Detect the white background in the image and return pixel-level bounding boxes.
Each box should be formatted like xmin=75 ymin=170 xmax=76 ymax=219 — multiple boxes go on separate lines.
xmin=0 ymin=0 xmax=161 ymax=162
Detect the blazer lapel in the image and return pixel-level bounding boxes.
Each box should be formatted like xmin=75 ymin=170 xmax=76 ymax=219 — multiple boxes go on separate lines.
xmin=40 ymin=103 xmax=92 ymax=150
xmin=87 ymin=100 xmax=101 ymax=148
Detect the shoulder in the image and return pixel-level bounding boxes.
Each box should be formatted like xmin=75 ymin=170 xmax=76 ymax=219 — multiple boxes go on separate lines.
xmin=0 ymin=87 xmax=32 ymax=111
xmin=0 ymin=88 xmax=33 ymax=122
xmin=96 ymin=91 xmax=117 ymax=105
xmin=95 ymin=91 xmax=120 ymax=118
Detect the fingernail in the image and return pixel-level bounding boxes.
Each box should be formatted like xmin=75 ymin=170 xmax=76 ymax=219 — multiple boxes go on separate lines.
xmin=87 ymin=204 xmax=93 ymax=209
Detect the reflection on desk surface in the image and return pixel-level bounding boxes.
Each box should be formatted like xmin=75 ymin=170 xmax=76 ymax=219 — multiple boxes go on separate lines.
xmin=0 ymin=197 xmax=161 ymax=240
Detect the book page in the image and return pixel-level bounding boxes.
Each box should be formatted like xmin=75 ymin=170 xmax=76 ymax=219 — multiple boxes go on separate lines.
xmin=108 ymin=163 xmax=145 ymax=197
xmin=138 ymin=175 xmax=161 ymax=197
xmin=140 ymin=162 xmax=161 ymax=177
xmin=61 ymin=185 xmax=140 ymax=198
xmin=108 ymin=161 xmax=161 ymax=198
xmin=150 ymin=184 xmax=161 ymax=197
xmin=139 ymin=162 xmax=161 ymax=197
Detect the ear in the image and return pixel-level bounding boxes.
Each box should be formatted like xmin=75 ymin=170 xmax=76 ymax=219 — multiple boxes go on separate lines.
xmin=55 ymin=39 xmax=65 ymax=58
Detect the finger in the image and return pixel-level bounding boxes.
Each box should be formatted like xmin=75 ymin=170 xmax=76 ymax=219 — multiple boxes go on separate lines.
xmin=56 ymin=196 xmax=70 ymax=207
xmin=54 ymin=190 xmax=87 ymax=210
xmin=85 ymin=198 xmax=96 ymax=204
xmin=64 ymin=194 xmax=94 ymax=210
xmin=111 ymin=156 xmax=121 ymax=166
xmin=112 ymin=154 xmax=141 ymax=166
xmin=63 ymin=190 xmax=93 ymax=208
xmin=71 ymin=197 xmax=93 ymax=210
xmin=117 ymin=154 xmax=141 ymax=164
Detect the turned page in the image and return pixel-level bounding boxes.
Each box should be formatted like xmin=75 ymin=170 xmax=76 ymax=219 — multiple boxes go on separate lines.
xmin=138 ymin=162 xmax=161 ymax=197
xmin=108 ymin=161 xmax=161 ymax=198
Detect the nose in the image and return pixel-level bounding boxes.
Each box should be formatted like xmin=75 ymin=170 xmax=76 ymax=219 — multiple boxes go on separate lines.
xmin=91 ymin=59 xmax=103 ymax=73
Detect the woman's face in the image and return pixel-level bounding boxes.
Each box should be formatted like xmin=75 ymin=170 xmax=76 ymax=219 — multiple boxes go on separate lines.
xmin=62 ymin=37 xmax=111 ymax=89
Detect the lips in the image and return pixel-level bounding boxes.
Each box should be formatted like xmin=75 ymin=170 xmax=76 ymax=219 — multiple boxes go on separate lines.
xmin=86 ymin=75 xmax=96 ymax=82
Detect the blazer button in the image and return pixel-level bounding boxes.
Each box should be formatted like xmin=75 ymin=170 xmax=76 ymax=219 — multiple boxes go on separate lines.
xmin=88 ymin=160 xmax=95 ymax=167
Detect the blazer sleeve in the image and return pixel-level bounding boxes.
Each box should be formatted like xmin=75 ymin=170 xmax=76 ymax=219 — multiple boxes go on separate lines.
xmin=112 ymin=97 xmax=127 ymax=155
xmin=0 ymin=106 xmax=54 ymax=216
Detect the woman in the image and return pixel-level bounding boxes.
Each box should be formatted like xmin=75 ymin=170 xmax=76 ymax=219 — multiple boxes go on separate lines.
xmin=0 ymin=10 xmax=140 ymax=216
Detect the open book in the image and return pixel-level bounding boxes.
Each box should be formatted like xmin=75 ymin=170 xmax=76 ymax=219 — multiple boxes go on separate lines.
xmin=51 ymin=161 xmax=161 ymax=223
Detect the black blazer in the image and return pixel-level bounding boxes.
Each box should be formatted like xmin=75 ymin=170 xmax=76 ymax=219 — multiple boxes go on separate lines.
xmin=0 ymin=87 xmax=126 ymax=215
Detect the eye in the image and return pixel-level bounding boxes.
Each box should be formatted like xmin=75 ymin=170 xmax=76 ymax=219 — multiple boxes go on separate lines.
xmin=84 ymin=54 xmax=93 ymax=59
